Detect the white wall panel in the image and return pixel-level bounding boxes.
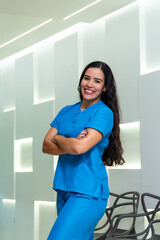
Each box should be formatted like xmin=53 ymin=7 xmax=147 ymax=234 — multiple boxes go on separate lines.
xmin=15 ymin=53 xmax=33 ymax=139
xmin=15 ymin=173 xmax=34 ymax=240
xmin=81 ymin=19 xmax=106 ymax=66
xmin=32 ymin=100 xmax=55 ymax=201
xmin=120 ymin=122 xmax=141 ymax=168
xmin=0 ymin=111 xmax=15 ymax=199
xmin=1 ymin=1 xmax=160 ymax=238
xmin=34 ymin=41 xmax=55 ymax=104
xmin=97 ymin=168 xmax=142 ymax=234
xmin=139 ymin=70 xmax=160 ymax=198
xmin=140 ymin=0 xmax=160 ymax=74
xmin=1 ymin=61 xmax=15 ymax=112
xmin=0 ymin=200 xmax=15 ymax=240
xmin=105 ymin=3 xmax=140 ymax=123
xmin=0 ymin=68 xmax=3 ymax=112
xmin=34 ymin=201 xmax=57 ymax=240
xmin=14 ymin=137 xmax=33 ymax=172
xmin=54 ymin=33 xmax=79 ymax=113
xmin=108 ymin=169 xmax=141 ymax=194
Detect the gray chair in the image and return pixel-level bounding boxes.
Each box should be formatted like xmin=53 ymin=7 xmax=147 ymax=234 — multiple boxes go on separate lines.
xmin=142 ymin=219 xmax=160 ymax=240
xmin=94 ymin=191 xmax=140 ymax=240
xmin=106 ymin=192 xmax=160 ymax=240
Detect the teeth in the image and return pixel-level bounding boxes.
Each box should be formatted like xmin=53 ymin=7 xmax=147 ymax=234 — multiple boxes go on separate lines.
xmin=85 ymin=89 xmax=93 ymax=93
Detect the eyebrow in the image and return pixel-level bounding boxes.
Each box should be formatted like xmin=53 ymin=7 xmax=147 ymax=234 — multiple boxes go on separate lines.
xmin=84 ymin=74 xmax=103 ymax=82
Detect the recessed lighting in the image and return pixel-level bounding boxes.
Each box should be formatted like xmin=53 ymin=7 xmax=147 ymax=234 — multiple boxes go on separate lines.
xmin=2 ymin=199 xmax=16 ymax=204
xmin=0 ymin=23 xmax=86 ymax=64
xmin=63 ymin=0 xmax=102 ymax=20
xmin=34 ymin=201 xmax=56 ymax=206
xmin=0 ymin=19 xmax=53 ymax=49
xmin=120 ymin=121 xmax=140 ymax=130
xmin=3 ymin=107 xmax=16 ymax=112
xmin=14 ymin=138 xmax=33 ymax=173
xmin=108 ymin=165 xmax=141 ymax=170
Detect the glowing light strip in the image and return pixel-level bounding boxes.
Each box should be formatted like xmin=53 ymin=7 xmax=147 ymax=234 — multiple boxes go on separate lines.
xmin=14 ymin=137 xmax=33 ymax=173
xmin=108 ymin=165 xmax=141 ymax=170
xmin=2 ymin=199 xmax=16 ymax=204
xmin=120 ymin=121 xmax=140 ymax=129
xmin=35 ymin=201 xmax=56 ymax=206
xmin=54 ymin=156 xmax=58 ymax=172
xmin=95 ymin=1 xmax=138 ymax=23
xmin=0 ymin=19 xmax=53 ymax=49
xmin=142 ymin=67 xmax=160 ymax=76
xmin=0 ymin=23 xmax=86 ymax=64
xmin=34 ymin=201 xmax=56 ymax=240
xmin=3 ymin=107 xmax=16 ymax=112
xmin=15 ymin=137 xmax=33 ymax=144
xmin=34 ymin=97 xmax=55 ymax=105
xmin=63 ymin=0 xmax=102 ymax=20
xmin=15 ymin=168 xmax=33 ymax=172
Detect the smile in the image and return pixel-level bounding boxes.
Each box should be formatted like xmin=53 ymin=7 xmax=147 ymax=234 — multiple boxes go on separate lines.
xmin=84 ymin=88 xmax=95 ymax=94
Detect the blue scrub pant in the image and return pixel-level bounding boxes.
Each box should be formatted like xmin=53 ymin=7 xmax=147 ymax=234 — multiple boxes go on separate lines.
xmin=47 ymin=190 xmax=108 ymax=240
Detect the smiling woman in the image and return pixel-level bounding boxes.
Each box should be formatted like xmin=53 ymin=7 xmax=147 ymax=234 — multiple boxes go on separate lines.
xmin=42 ymin=61 xmax=124 ymax=240
xmin=80 ymin=67 xmax=106 ymax=107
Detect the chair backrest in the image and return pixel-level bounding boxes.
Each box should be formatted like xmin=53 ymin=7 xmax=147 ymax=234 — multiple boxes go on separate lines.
xmin=94 ymin=191 xmax=140 ymax=239
xmin=107 ymin=191 xmax=140 ymax=234
xmin=141 ymin=193 xmax=160 ymax=237
xmin=105 ymin=192 xmax=160 ymax=239
xmin=142 ymin=219 xmax=160 ymax=240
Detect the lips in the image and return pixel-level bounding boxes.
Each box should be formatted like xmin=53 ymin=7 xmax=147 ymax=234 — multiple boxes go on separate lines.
xmin=84 ymin=88 xmax=94 ymax=95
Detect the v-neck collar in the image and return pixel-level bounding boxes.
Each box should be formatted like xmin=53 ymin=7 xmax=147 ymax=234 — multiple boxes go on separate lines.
xmin=79 ymin=100 xmax=102 ymax=112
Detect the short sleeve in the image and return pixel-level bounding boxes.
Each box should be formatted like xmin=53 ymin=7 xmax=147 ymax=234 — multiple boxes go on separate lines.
xmin=84 ymin=107 xmax=114 ymax=137
xmin=50 ymin=106 xmax=69 ymax=130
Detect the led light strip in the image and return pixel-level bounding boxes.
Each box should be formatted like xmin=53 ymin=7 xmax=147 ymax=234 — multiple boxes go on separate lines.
xmin=2 ymin=199 xmax=16 ymax=204
xmin=14 ymin=137 xmax=33 ymax=173
xmin=0 ymin=23 xmax=86 ymax=64
xmin=63 ymin=0 xmax=102 ymax=20
xmin=108 ymin=165 xmax=141 ymax=170
xmin=3 ymin=107 xmax=16 ymax=112
xmin=120 ymin=121 xmax=140 ymax=129
xmin=35 ymin=201 xmax=56 ymax=206
xmin=0 ymin=19 xmax=53 ymax=49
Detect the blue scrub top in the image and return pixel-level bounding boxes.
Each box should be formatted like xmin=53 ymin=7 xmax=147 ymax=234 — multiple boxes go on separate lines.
xmin=50 ymin=100 xmax=114 ymax=199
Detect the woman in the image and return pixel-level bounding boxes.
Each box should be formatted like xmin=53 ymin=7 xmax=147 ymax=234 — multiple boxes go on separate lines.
xmin=43 ymin=61 xmax=124 ymax=240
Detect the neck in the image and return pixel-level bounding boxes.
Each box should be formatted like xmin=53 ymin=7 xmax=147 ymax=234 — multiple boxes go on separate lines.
xmin=81 ymin=99 xmax=100 ymax=109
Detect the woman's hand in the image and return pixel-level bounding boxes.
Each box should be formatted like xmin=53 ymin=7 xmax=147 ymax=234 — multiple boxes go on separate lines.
xmin=77 ymin=129 xmax=88 ymax=140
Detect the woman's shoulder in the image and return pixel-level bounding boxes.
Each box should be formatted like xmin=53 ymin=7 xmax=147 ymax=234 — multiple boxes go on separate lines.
xmin=95 ymin=100 xmax=113 ymax=115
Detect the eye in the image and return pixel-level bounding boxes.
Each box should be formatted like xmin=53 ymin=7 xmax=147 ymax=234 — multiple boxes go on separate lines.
xmin=95 ymin=80 xmax=101 ymax=83
xmin=84 ymin=77 xmax=90 ymax=80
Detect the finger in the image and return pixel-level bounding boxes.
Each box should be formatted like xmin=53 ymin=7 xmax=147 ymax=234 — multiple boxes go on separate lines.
xmin=81 ymin=129 xmax=88 ymax=134
xmin=77 ymin=134 xmax=88 ymax=139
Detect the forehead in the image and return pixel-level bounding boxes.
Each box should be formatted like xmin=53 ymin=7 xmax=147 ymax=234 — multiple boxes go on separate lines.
xmin=84 ymin=67 xmax=104 ymax=79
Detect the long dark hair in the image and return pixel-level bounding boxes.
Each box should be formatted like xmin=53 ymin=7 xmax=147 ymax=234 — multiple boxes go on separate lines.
xmin=78 ymin=61 xmax=124 ymax=166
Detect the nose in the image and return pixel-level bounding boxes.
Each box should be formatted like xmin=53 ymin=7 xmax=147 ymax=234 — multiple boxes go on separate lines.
xmin=86 ymin=79 xmax=93 ymax=88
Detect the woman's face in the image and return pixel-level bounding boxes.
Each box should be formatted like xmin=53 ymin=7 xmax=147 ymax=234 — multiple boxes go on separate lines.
xmin=80 ymin=67 xmax=106 ymax=104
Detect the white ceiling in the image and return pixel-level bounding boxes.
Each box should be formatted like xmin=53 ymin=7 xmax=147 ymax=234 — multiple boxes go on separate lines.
xmin=0 ymin=0 xmax=136 ymax=60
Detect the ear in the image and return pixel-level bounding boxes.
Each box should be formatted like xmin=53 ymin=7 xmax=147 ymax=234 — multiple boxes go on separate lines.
xmin=103 ymin=87 xmax=107 ymax=92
